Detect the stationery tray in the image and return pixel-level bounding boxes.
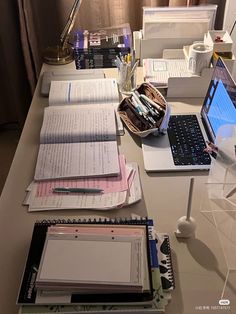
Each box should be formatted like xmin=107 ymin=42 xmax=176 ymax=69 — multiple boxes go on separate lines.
xmin=118 ymin=83 xmax=170 ymax=137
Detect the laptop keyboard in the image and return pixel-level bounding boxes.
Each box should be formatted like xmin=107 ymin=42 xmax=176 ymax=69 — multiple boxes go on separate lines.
xmin=167 ymin=115 xmax=211 ymax=166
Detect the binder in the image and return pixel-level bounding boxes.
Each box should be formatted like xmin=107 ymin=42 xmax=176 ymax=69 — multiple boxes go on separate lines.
xmin=17 ymin=218 xmax=154 ymax=305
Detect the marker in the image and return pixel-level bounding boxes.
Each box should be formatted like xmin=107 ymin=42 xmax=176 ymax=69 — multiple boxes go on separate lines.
xmin=53 ymin=187 xmax=104 ymax=194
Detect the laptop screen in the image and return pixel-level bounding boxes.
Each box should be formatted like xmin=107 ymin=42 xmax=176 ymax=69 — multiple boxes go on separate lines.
xmin=201 ymin=57 xmax=236 ymax=142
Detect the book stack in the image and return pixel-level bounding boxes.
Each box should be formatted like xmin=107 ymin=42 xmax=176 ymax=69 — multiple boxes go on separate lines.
xmin=73 ymin=24 xmax=132 ymax=69
xmin=17 ymin=218 xmax=174 ymax=314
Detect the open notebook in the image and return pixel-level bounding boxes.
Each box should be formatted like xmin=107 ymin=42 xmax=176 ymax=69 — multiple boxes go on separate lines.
xmin=34 ymin=104 xmax=120 ymax=180
xmin=48 ymin=77 xmax=124 ymax=135
xmin=142 ymin=57 xmax=236 ymax=172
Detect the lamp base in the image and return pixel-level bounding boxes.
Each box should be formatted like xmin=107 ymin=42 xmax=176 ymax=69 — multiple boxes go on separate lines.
xmin=43 ymin=45 xmax=74 ymax=65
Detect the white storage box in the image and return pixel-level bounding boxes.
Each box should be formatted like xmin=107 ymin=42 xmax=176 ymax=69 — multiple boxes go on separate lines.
xmin=204 ymin=30 xmax=233 ymax=52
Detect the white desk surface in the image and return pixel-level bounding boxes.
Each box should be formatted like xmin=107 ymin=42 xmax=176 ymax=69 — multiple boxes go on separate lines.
xmin=0 ymin=63 xmax=235 ymax=314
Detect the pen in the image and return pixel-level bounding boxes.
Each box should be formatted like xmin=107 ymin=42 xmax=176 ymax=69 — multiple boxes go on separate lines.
xmin=131 ymin=97 xmax=144 ymax=115
xmin=140 ymin=94 xmax=164 ymax=112
xmin=131 ymin=92 xmax=148 ymax=114
xmin=53 ymin=187 xmax=104 ymax=194
xmin=225 ymin=185 xmax=236 ymax=198
xmin=134 ymin=90 xmax=160 ymax=119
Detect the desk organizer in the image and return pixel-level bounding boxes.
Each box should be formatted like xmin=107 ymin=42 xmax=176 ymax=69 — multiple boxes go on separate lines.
xmin=146 ymin=48 xmax=235 ymax=98
xmin=204 ymin=30 xmax=233 ymax=52
xmin=118 ymin=83 xmax=170 ymax=137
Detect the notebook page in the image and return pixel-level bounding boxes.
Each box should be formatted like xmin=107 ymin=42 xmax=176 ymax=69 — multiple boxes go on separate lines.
xmin=34 ymin=141 xmax=120 ymax=180
xmin=40 ymin=105 xmax=117 ymax=144
xmin=36 ymin=234 xmax=143 ymax=287
xmin=49 ymin=78 xmax=119 ymax=105
xmin=35 ymin=155 xmax=127 ymax=196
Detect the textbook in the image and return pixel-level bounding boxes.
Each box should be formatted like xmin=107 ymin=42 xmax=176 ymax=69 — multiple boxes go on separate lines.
xmin=48 ymin=78 xmax=124 ymax=135
xmin=73 ymin=24 xmax=132 ymax=69
xmin=34 ymin=104 xmax=120 ymax=181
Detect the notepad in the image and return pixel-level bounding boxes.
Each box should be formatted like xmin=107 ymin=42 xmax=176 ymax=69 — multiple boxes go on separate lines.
xmin=35 ymin=229 xmax=149 ymax=294
xmin=37 ymin=237 xmax=137 ymax=286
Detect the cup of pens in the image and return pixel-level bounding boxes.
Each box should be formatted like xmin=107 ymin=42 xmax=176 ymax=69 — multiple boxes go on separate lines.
xmin=115 ymin=53 xmax=139 ymax=95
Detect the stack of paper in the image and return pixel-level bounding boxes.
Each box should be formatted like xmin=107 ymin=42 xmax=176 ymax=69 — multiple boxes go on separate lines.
xmin=17 ymin=219 xmax=175 ymax=313
xmin=143 ymin=58 xmax=191 ymax=88
xmin=142 ymin=6 xmax=216 ymax=40
xmin=35 ymin=225 xmax=150 ymax=294
xmin=24 ymin=156 xmax=142 ymax=211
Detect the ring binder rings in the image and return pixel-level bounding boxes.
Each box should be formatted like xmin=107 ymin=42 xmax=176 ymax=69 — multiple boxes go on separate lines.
xmin=17 ymin=218 xmax=154 ymax=305
xmin=37 ymin=217 xmax=149 ymax=226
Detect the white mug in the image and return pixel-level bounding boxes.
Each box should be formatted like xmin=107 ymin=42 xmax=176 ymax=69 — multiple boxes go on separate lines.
xmin=188 ymin=43 xmax=213 ymax=75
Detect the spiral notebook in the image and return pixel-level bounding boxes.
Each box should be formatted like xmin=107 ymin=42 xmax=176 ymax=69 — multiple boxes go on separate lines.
xmin=156 ymin=233 xmax=175 ymax=290
xmin=17 ymin=218 xmax=154 ymax=305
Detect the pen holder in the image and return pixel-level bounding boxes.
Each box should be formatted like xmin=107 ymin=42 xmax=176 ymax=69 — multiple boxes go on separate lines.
xmin=118 ymin=83 xmax=171 ymax=137
xmin=117 ymin=63 xmax=137 ymax=95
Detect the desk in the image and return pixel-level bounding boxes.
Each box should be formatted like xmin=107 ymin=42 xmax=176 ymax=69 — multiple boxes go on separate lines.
xmin=0 ymin=63 xmax=235 ymax=314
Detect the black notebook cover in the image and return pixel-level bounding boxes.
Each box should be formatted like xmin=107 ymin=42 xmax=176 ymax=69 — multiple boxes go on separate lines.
xmin=17 ymin=218 xmax=154 ymax=305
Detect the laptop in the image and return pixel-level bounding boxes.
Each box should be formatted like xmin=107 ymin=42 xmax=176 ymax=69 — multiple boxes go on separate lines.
xmin=142 ymin=57 xmax=236 ymax=172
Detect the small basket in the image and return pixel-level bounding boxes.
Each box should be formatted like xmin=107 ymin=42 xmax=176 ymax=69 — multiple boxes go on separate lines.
xmin=118 ymin=83 xmax=171 ymax=137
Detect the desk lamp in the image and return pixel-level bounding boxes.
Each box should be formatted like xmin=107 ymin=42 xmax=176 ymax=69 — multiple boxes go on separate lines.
xmin=43 ymin=0 xmax=83 ymax=65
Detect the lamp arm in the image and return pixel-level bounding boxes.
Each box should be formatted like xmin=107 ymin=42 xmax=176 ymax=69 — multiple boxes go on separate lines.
xmin=60 ymin=0 xmax=82 ymax=50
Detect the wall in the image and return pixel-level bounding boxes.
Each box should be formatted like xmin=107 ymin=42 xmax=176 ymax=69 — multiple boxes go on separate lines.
xmin=223 ymin=0 xmax=236 ymax=79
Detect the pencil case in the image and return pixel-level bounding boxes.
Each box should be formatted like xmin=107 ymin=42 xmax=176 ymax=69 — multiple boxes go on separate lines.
xmin=118 ymin=83 xmax=171 ymax=137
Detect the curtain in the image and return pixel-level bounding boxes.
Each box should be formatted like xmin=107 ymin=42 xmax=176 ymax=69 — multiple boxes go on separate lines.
xmin=0 ymin=1 xmax=31 ymax=127
xmin=0 ymin=0 xmax=225 ymax=127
